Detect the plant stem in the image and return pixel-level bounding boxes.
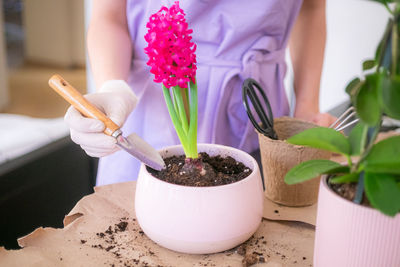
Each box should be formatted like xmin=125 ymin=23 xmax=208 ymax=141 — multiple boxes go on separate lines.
xmin=353 ymin=125 xmax=376 ymax=205
xmin=172 ymin=90 xmax=179 ymax=118
xmin=377 ymin=19 xmax=394 ymax=69
xmin=187 ymin=81 xmax=198 ymax=159
xmin=346 ymin=155 xmax=353 ymax=169
xmin=362 ymin=124 xmax=381 ymax=160
xmin=163 ymin=83 xmax=198 ymax=159
xmin=351 ymin=123 xmax=369 ymax=173
xmin=354 ymin=171 xmax=365 ymax=204
xmin=383 ymin=2 xmax=394 ymax=15
xmin=182 ymin=87 xmax=190 ymax=123
xmin=162 ymin=85 xmax=190 ymax=155
xmin=172 ymin=86 xmax=189 ymax=134
xmin=391 ymin=15 xmax=398 ymax=75
xmin=359 ymin=124 xmax=369 ymax=154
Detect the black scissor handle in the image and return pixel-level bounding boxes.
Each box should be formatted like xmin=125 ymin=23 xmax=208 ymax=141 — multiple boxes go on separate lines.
xmin=242 ymin=78 xmax=278 ymax=140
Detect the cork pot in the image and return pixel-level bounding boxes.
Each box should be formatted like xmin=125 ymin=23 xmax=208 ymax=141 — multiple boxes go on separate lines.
xmin=258 ymin=117 xmax=331 ymax=206
xmin=135 ymin=144 xmax=264 ymax=254
xmin=314 ymin=175 xmax=400 ymax=267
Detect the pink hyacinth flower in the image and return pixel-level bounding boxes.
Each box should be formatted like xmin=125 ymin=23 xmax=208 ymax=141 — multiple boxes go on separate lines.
xmin=144 ymin=1 xmax=197 ymax=89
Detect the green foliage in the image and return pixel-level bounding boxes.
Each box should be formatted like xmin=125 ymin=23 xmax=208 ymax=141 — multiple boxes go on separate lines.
xmin=323 ymin=165 xmax=351 ymax=174
xmin=287 ymin=127 xmax=350 ymax=155
xmin=367 ymin=0 xmax=397 ymax=3
xmin=380 ymin=75 xmax=400 ymax=119
xmin=355 ymin=74 xmax=381 ymax=125
xmin=284 ymin=160 xmax=342 ymax=185
xmin=162 ymin=83 xmax=198 ymax=159
xmin=364 ymin=136 xmax=400 ymax=174
xmin=364 ymin=172 xmax=400 ymax=216
xmin=284 ymin=122 xmax=400 ymax=217
xmin=330 ymin=173 xmax=360 ymax=184
xmin=283 ymin=1 xmax=400 ymax=217
xmin=367 ymin=0 xmax=399 ymax=15
xmin=363 ymin=60 xmax=376 ymax=71
xmin=284 ymin=127 xmax=355 ymax=183
xmin=345 ymin=77 xmax=363 ymax=103
xmin=348 ymin=121 xmax=368 ymax=156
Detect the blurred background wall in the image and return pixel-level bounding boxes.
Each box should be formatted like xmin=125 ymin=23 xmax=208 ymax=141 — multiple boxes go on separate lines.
xmin=320 ymin=0 xmax=389 ymax=112
xmin=284 ymin=0 xmax=390 ymax=113
xmin=23 ymin=0 xmax=85 ymax=68
xmin=0 ymin=0 xmax=86 ymax=118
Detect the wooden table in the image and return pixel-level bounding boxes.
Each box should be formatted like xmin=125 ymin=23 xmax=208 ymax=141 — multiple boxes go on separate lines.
xmin=0 ymin=181 xmax=315 ymax=267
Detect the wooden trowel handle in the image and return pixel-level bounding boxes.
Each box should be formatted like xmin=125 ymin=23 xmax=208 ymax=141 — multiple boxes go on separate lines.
xmin=48 ymin=74 xmax=120 ymax=136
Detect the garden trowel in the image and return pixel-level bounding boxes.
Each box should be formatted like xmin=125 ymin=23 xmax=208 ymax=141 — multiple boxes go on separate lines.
xmin=48 ymin=74 xmax=165 ymax=171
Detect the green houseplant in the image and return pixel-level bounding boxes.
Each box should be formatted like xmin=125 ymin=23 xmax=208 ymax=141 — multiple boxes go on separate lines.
xmin=285 ymin=0 xmax=400 ymax=217
xmin=284 ymin=1 xmax=400 ymax=266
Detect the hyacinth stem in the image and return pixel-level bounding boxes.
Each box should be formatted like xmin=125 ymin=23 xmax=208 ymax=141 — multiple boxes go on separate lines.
xmin=162 ymin=83 xmax=198 ymax=159
xmin=187 ymin=81 xmax=198 ymax=159
xmin=182 ymin=87 xmax=190 ymax=124
xmin=172 ymin=93 xmax=179 ymax=120
xmin=172 ymin=86 xmax=189 ymax=134
xmin=162 ymin=85 xmax=190 ymax=156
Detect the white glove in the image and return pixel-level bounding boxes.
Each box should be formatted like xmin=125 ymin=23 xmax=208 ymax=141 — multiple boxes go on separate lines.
xmin=64 ymin=80 xmax=138 ymax=157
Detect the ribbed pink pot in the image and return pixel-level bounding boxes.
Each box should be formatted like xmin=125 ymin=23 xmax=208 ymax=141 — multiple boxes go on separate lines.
xmin=135 ymin=144 xmax=264 ymax=254
xmin=314 ymin=176 xmax=400 ymax=267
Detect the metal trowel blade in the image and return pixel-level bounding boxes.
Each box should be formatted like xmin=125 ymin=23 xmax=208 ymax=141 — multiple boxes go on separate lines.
xmin=115 ymin=133 xmax=165 ymax=171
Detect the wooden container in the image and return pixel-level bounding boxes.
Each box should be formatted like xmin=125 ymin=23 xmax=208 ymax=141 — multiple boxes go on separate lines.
xmin=258 ymin=117 xmax=331 ymax=206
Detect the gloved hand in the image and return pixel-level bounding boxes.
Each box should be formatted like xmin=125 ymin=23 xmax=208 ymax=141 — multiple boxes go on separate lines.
xmin=64 ymin=80 xmax=138 ymax=157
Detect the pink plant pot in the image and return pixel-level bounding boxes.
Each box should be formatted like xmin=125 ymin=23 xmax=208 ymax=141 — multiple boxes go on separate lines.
xmin=314 ymin=176 xmax=400 ymax=267
xmin=135 ymin=143 xmax=264 ymax=254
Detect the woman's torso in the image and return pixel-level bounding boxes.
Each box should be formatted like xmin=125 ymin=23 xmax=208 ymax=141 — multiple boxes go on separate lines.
xmin=96 ymin=0 xmax=303 ymax=185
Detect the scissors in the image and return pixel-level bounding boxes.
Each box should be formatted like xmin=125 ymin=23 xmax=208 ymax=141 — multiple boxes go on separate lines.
xmin=242 ymin=78 xmax=278 ymax=140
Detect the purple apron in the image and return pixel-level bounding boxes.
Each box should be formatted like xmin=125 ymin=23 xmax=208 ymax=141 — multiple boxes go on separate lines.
xmin=96 ymin=0 xmax=303 ymax=185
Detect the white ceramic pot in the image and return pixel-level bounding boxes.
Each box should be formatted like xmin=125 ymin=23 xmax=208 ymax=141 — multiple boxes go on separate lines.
xmin=135 ymin=143 xmax=264 ymax=254
xmin=314 ymin=176 xmax=400 ymax=267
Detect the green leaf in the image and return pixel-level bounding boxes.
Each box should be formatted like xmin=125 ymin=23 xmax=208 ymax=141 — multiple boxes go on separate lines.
xmin=345 ymin=77 xmax=363 ymax=101
xmin=362 ymin=60 xmax=376 ymax=71
xmin=366 ymin=0 xmax=395 ymax=5
xmin=380 ymin=75 xmax=400 ymax=120
xmin=364 ymin=136 xmax=400 ymax=174
xmin=285 ymin=160 xmax=342 ymax=185
xmin=349 ymin=122 xmax=368 ymax=156
xmin=381 ymin=20 xmax=395 ymax=69
xmin=375 ymin=18 xmax=393 ymax=67
xmin=162 ymin=86 xmax=189 ymax=156
xmin=355 ymin=74 xmax=382 ymax=125
xmin=364 ymin=172 xmax=400 ymax=217
xmin=367 ymin=0 xmax=393 ymax=3
xmin=330 ymin=173 xmax=360 ymax=184
xmin=287 ymin=127 xmax=351 ymax=155
xmin=323 ymin=165 xmax=350 ymax=174
xmin=187 ymin=81 xmax=198 ymax=159
xmin=172 ymin=86 xmax=189 ymax=134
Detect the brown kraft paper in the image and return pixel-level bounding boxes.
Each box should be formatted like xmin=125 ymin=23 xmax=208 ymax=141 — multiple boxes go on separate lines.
xmin=258 ymin=117 xmax=332 ymax=207
xmin=0 ymin=181 xmax=315 ymax=267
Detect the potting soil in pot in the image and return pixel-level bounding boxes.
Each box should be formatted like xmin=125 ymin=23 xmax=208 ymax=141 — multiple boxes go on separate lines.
xmin=329 ymin=179 xmax=370 ymax=206
xmin=147 ymin=152 xmax=252 ymax=186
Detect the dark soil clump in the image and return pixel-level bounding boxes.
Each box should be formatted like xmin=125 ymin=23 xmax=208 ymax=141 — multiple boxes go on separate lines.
xmin=242 ymin=253 xmax=258 ymax=267
xmin=329 ymin=179 xmax=370 ymax=206
xmin=147 ymin=152 xmax=252 ymax=187
xmin=115 ymin=221 xmax=128 ymax=232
